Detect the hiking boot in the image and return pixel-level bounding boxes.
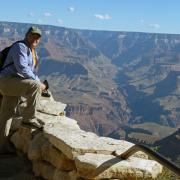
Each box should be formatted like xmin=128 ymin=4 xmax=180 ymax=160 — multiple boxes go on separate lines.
xmin=21 ymin=118 xmax=44 ymax=129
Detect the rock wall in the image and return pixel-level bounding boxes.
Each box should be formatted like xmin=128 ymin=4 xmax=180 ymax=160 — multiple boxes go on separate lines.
xmin=9 ymin=97 xmax=163 ymax=180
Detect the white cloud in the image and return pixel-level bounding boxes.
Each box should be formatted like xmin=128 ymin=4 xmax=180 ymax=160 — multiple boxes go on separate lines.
xmin=68 ymin=6 xmax=75 ymax=12
xmin=44 ymin=12 xmax=53 ymax=17
xmin=148 ymin=23 xmax=160 ymax=29
xmin=56 ymin=19 xmax=63 ymax=25
xmin=94 ymin=14 xmax=112 ymax=20
xmin=28 ymin=12 xmax=34 ymax=17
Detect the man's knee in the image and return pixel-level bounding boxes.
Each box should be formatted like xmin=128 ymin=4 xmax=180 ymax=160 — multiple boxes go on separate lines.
xmin=25 ymin=80 xmax=41 ymax=95
xmin=32 ymin=80 xmax=41 ymax=91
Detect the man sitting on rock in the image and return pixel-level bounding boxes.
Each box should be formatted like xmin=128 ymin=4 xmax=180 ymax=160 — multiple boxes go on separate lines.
xmin=0 ymin=26 xmax=46 ymax=154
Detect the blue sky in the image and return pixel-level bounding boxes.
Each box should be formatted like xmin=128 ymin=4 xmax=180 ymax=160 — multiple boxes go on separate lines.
xmin=0 ymin=0 xmax=180 ymax=34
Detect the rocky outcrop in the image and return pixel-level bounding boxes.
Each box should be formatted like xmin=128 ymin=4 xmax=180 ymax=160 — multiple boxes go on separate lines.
xmin=9 ymin=96 xmax=163 ymax=180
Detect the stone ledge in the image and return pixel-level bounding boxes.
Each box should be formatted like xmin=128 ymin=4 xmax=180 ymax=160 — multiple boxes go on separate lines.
xmin=44 ymin=127 xmax=148 ymax=160
xmin=37 ymin=99 xmax=67 ymax=116
xmin=9 ymin=97 xmax=163 ymax=180
xmin=75 ymin=153 xmax=162 ymax=180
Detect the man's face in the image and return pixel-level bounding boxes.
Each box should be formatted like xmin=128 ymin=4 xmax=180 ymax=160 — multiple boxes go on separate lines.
xmin=27 ymin=33 xmax=41 ymax=49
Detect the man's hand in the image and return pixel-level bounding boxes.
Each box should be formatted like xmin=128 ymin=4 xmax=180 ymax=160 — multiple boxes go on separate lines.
xmin=40 ymin=80 xmax=49 ymax=91
xmin=40 ymin=83 xmax=46 ymax=91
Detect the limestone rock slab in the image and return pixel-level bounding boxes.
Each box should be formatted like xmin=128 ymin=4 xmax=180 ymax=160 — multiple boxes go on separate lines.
xmin=41 ymin=143 xmax=76 ymax=171
xmin=75 ymin=153 xmax=163 ymax=180
xmin=10 ymin=127 xmax=33 ymax=153
xmin=33 ymin=160 xmax=55 ymax=179
xmin=28 ymin=132 xmax=75 ymax=171
xmin=37 ymin=99 xmax=66 ymax=115
xmin=28 ymin=132 xmax=46 ymax=161
xmin=36 ymin=111 xmax=80 ymax=130
xmin=44 ymin=126 xmax=146 ymax=160
xmin=33 ymin=160 xmax=74 ymax=180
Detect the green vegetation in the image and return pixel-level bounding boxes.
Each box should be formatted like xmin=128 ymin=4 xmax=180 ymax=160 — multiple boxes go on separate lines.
xmin=155 ymin=167 xmax=179 ymax=180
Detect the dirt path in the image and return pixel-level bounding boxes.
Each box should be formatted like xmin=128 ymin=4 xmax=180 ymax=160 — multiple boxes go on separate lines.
xmin=0 ymin=152 xmax=43 ymax=180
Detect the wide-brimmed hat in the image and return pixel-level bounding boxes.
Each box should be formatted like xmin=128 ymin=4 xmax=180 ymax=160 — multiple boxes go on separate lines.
xmin=26 ymin=26 xmax=42 ymax=37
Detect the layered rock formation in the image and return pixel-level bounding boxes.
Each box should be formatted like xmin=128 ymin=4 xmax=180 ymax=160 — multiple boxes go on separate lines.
xmin=8 ymin=96 xmax=162 ymax=180
xmin=1 ymin=22 xmax=180 ymax=141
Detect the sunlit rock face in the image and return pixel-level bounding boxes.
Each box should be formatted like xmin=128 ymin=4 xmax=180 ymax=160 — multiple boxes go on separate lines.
xmin=9 ymin=95 xmax=162 ymax=180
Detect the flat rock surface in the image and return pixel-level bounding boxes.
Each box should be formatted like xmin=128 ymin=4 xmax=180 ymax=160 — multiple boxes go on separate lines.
xmin=44 ymin=125 xmax=147 ymax=160
xmin=0 ymin=152 xmax=43 ymax=180
xmin=75 ymin=153 xmax=162 ymax=179
xmin=37 ymin=99 xmax=66 ymax=115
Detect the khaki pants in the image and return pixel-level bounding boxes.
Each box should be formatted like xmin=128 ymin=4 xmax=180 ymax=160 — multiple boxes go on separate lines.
xmin=0 ymin=76 xmax=41 ymax=147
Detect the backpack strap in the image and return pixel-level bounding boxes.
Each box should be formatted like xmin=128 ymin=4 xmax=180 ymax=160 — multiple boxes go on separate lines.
xmin=1 ymin=61 xmax=14 ymax=71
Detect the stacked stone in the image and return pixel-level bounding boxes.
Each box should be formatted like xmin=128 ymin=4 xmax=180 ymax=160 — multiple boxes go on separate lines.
xmin=10 ymin=98 xmax=163 ymax=180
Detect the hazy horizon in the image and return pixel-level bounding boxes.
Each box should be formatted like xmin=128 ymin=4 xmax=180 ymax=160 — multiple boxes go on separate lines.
xmin=0 ymin=0 xmax=180 ymax=34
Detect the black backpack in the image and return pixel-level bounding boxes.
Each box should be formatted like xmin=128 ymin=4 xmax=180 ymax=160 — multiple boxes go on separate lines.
xmin=0 ymin=41 xmax=24 ymax=71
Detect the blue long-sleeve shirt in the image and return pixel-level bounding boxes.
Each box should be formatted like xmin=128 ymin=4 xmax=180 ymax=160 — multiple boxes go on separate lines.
xmin=0 ymin=40 xmax=40 ymax=81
